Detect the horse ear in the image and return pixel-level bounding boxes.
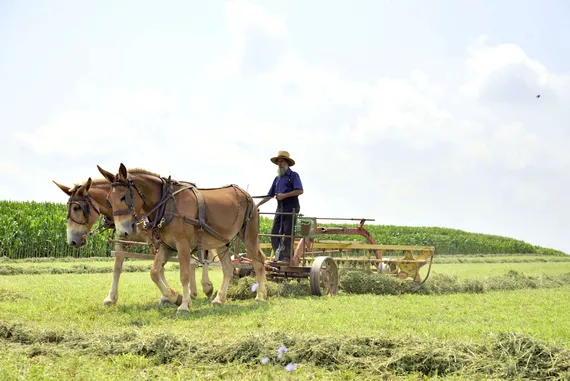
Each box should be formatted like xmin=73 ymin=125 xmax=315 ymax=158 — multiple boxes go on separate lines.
xmin=53 ymin=181 xmax=72 ymax=196
xmin=119 ymin=163 xmax=128 ymax=180
xmin=97 ymin=165 xmax=115 ymax=183
xmin=76 ymin=181 xmax=87 ymax=196
xmin=81 ymin=177 xmax=93 ymax=193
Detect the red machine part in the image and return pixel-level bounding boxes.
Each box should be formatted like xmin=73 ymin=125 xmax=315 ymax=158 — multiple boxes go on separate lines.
xmin=292 ymin=218 xmax=381 ymax=265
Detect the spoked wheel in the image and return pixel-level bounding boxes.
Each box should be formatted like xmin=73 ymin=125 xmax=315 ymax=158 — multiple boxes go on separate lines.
xmin=310 ymin=256 xmax=339 ymax=296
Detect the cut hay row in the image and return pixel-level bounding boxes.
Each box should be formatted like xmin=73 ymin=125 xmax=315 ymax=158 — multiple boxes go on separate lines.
xmin=1 ymin=320 xmax=568 ymax=380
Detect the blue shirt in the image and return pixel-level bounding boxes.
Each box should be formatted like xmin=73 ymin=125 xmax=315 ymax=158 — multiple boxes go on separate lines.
xmin=268 ymin=168 xmax=303 ymax=197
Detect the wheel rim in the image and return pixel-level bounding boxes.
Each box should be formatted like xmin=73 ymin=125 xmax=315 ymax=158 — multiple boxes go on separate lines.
xmin=310 ymin=256 xmax=339 ymax=296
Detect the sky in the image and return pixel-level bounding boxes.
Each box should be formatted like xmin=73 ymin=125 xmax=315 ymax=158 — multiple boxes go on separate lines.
xmin=1 ymin=0 xmax=569 ymax=254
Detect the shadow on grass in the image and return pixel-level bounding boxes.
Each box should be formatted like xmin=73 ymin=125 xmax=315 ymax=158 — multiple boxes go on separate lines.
xmin=113 ymin=295 xmax=272 ymax=321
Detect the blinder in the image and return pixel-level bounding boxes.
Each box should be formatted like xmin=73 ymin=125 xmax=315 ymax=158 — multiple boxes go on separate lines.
xmin=109 ymin=175 xmax=147 ymax=222
xmin=67 ymin=195 xmax=100 ymax=225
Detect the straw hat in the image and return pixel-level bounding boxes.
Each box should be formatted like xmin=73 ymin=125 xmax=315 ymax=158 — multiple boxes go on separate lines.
xmin=270 ymin=150 xmax=295 ymax=166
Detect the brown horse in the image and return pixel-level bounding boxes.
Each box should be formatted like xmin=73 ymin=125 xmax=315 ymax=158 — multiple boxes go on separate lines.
xmin=96 ymin=163 xmax=267 ymax=312
xmin=53 ymin=175 xmax=216 ymax=307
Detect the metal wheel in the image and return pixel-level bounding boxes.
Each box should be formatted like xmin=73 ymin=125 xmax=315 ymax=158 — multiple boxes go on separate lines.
xmin=310 ymin=256 xmax=339 ymax=296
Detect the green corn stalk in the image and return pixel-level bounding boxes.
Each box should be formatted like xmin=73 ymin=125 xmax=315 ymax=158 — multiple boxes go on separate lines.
xmin=0 ymin=200 xmax=566 ymax=259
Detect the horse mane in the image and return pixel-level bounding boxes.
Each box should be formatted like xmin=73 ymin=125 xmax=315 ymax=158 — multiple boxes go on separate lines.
xmin=70 ymin=168 xmax=161 ymax=190
xmin=127 ymin=168 xmax=161 ymax=177
xmin=91 ymin=178 xmax=111 ymax=186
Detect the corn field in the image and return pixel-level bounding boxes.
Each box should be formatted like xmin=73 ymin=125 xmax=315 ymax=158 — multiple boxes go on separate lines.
xmin=0 ymin=201 xmax=115 ymax=259
xmin=0 ymin=200 xmax=565 ymax=259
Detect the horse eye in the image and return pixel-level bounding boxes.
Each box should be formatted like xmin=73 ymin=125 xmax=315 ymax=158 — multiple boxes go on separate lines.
xmin=120 ymin=196 xmax=126 ymax=202
xmin=73 ymin=206 xmax=81 ymax=212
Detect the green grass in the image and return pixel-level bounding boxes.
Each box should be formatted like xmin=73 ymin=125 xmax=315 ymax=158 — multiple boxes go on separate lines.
xmin=1 ymin=272 xmax=568 ymax=344
xmin=432 ymin=261 xmax=570 ymax=279
xmin=1 ymin=256 xmax=570 ymax=380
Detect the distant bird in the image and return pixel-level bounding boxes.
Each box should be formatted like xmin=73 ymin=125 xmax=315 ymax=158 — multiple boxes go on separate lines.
xmin=536 ymin=94 xmax=541 ymax=98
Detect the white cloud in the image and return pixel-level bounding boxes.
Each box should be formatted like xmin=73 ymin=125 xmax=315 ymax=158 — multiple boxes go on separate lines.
xmin=208 ymin=0 xmax=288 ymax=79
xmin=460 ymin=36 xmax=568 ymax=101
xmin=104 ymin=88 xmax=178 ymax=115
xmin=199 ymin=0 xmax=570 ymax=251
xmin=13 ymin=109 xmax=133 ymax=157
xmin=5 ymin=0 xmax=570 ymax=253
xmin=0 ymin=161 xmax=19 ymax=175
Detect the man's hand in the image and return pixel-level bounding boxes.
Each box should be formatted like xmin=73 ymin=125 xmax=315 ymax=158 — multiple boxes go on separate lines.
xmin=256 ymin=197 xmax=272 ymax=209
xmin=276 ymin=193 xmax=286 ymax=201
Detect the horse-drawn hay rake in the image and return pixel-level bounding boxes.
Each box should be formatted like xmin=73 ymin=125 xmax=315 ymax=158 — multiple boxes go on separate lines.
xmin=230 ymin=210 xmax=435 ymax=296
xmin=110 ymin=209 xmax=435 ymax=298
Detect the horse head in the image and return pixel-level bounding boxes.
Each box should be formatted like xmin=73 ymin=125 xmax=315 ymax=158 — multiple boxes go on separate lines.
xmin=97 ymin=163 xmax=160 ymax=239
xmin=53 ymin=177 xmax=100 ymax=247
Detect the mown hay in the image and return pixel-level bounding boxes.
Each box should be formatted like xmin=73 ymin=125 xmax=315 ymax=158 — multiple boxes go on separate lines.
xmin=0 ymin=289 xmax=27 ymax=302
xmin=226 ymin=276 xmax=311 ymax=300
xmin=1 ymin=321 xmax=568 ymax=379
xmin=339 ymin=270 xmax=570 ymax=296
xmin=0 ymin=264 xmax=150 ymax=276
xmin=224 ymin=269 xmax=570 ymax=299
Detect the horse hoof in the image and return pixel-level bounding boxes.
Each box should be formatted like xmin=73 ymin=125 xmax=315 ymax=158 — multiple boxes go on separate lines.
xmin=103 ymin=298 xmax=116 ymax=307
xmin=176 ymin=308 xmax=189 ymax=314
xmin=211 ymin=298 xmax=224 ymax=306
xmin=204 ymin=287 xmax=214 ymax=298
xmin=158 ymin=296 xmax=173 ymax=306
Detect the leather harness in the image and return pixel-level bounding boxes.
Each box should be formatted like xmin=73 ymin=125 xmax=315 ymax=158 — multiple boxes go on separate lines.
xmin=109 ymin=174 xmax=254 ymax=264
xmin=67 ymin=195 xmax=101 ymax=225
xmin=66 ymin=193 xmax=116 ymax=237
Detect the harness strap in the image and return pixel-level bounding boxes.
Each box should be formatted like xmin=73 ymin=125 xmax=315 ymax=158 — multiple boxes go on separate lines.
xmin=110 ymin=174 xmax=253 ymax=265
xmin=143 ymin=178 xmax=198 ymax=250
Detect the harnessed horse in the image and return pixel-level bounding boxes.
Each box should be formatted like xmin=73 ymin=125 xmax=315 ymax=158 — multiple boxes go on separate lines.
xmin=97 ymin=163 xmax=268 ymax=311
xmin=53 ymin=174 xmax=216 ymax=307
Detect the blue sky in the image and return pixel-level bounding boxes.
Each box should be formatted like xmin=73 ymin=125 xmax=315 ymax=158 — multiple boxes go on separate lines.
xmin=1 ymin=0 xmax=569 ymax=254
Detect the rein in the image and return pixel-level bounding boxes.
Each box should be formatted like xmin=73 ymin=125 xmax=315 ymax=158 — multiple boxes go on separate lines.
xmin=87 ymin=215 xmax=116 ymax=238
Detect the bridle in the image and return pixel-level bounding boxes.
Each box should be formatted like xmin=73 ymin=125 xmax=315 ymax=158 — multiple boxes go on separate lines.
xmin=109 ymin=174 xmax=150 ymax=223
xmin=67 ymin=193 xmax=116 ymax=237
xmin=67 ymin=195 xmax=101 ymax=225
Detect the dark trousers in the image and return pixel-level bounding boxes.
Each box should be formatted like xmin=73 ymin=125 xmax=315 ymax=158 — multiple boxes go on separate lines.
xmin=271 ymin=201 xmax=300 ymax=260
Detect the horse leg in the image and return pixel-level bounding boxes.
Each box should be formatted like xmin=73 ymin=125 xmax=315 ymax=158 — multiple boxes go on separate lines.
xmin=212 ymin=247 xmax=233 ymax=306
xmin=245 ymin=218 xmax=267 ymax=302
xmin=157 ymin=250 xmax=179 ymax=306
xmin=176 ymin=241 xmax=194 ymax=312
xmin=189 ymin=263 xmax=198 ymax=299
xmin=201 ymin=249 xmax=215 ymax=298
xmin=103 ymin=241 xmax=126 ymax=306
xmin=150 ymin=247 xmax=182 ymax=306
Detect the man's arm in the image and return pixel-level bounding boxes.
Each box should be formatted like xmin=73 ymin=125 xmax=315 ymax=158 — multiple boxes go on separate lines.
xmin=276 ymin=172 xmax=304 ymax=201
xmin=257 ymin=178 xmax=277 ymax=208
xmin=275 ymin=189 xmax=303 ymax=201
xmin=256 ymin=196 xmax=273 ymax=208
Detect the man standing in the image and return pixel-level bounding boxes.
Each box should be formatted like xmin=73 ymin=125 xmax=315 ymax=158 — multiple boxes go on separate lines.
xmin=256 ymin=150 xmax=304 ymax=263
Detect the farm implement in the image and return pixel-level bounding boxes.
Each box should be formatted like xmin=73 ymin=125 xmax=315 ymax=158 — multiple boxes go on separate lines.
xmin=230 ymin=210 xmax=436 ymax=296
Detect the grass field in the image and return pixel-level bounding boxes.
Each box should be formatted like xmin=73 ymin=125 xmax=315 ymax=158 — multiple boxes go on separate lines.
xmin=1 ymin=254 xmax=570 ymax=380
